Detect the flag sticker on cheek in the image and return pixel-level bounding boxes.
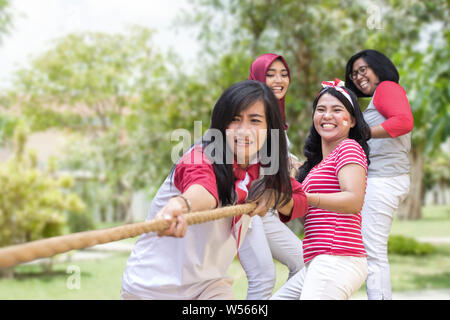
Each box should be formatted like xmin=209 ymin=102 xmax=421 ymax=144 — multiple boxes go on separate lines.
xmin=343 ymin=117 xmax=349 ymax=126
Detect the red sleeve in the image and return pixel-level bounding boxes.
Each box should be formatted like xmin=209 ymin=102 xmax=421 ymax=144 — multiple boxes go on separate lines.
xmin=373 ymin=81 xmax=414 ymax=138
xmin=279 ymin=178 xmax=308 ymax=223
xmin=173 ymin=147 xmax=219 ymax=205
xmin=335 ymin=139 xmax=367 ymax=176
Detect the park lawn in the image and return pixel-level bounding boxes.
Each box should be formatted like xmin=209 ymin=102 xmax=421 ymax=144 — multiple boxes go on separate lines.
xmin=0 ymin=253 xmax=129 ymax=300
xmin=1 ymin=244 xmax=449 ymax=300
xmin=94 ymin=205 xmax=450 ymax=243
xmin=231 ymin=243 xmax=450 ymax=299
xmin=0 ymin=205 xmax=448 ymax=300
xmin=390 ymin=205 xmax=450 ymax=238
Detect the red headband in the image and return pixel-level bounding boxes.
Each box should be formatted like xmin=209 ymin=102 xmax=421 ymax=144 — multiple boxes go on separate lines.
xmin=320 ymin=78 xmax=354 ymax=108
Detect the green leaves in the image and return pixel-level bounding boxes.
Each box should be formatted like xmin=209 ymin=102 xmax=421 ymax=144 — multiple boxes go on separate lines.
xmin=0 ymin=0 xmax=11 ymax=44
xmin=0 ymin=125 xmax=85 ymax=247
xmin=394 ymin=31 xmax=450 ymax=157
xmin=11 ymin=26 xmax=166 ymax=132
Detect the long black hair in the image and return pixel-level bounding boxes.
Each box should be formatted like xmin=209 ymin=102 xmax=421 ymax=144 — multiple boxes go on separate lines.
xmin=297 ymin=86 xmax=371 ymax=183
xmin=345 ymin=49 xmax=399 ymax=98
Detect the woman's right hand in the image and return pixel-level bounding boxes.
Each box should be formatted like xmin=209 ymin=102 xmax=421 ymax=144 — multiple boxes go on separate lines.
xmin=289 ymin=156 xmax=304 ymax=178
xmin=155 ymin=197 xmax=188 ymax=238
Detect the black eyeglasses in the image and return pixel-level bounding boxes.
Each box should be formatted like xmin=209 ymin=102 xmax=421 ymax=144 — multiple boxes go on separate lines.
xmin=350 ymin=65 xmax=369 ymax=80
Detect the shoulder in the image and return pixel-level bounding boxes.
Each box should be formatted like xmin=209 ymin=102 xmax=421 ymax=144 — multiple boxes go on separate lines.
xmin=375 ymin=81 xmax=407 ymax=97
xmin=174 ymin=145 xmax=216 ymax=186
xmin=177 ymin=145 xmax=213 ymax=167
xmin=173 ymin=145 xmax=219 ymax=199
xmin=336 ymin=139 xmax=365 ymax=154
xmin=334 ymin=139 xmax=367 ymax=170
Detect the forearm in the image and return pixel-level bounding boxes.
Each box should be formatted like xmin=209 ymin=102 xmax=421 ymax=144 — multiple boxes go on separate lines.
xmin=277 ymin=198 xmax=294 ymax=216
xmin=277 ymin=187 xmax=308 ymax=222
xmin=370 ymin=124 xmax=392 ymax=139
xmin=306 ymin=191 xmax=364 ymax=214
xmin=179 ymin=184 xmax=218 ymax=212
xmin=157 ymin=184 xmax=217 ymax=237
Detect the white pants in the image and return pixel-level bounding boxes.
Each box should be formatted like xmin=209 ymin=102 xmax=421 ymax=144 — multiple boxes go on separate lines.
xmin=271 ymin=254 xmax=368 ymax=300
xmin=121 ymin=278 xmax=234 ymax=300
xmin=361 ymin=174 xmax=410 ymax=300
xmin=238 ymin=210 xmax=303 ymax=300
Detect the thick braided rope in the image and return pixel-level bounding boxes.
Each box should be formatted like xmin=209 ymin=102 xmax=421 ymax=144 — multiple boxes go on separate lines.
xmin=0 ymin=203 xmax=257 ymax=268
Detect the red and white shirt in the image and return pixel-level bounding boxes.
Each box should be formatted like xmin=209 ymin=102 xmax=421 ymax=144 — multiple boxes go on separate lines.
xmin=122 ymin=146 xmax=307 ymax=299
xmin=301 ymin=139 xmax=368 ymax=263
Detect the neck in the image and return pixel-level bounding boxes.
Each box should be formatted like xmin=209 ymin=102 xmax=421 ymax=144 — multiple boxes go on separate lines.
xmin=236 ymin=154 xmax=258 ymax=169
xmin=321 ymin=137 xmax=348 ymax=160
xmin=238 ymin=163 xmax=249 ymax=169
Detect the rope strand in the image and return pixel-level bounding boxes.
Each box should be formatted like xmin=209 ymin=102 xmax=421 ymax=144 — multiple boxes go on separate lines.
xmin=0 ymin=203 xmax=257 ymax=268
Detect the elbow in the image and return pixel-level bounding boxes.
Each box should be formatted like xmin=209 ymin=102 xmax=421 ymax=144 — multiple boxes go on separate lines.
xmin=406 ymin=120 xmax=414 ymax=133
xmin=401 ymin=117 xmax=414 ymax=135
xmin=384 ymin=114 xmax=414 ymax=138
xmin=398 ymin=117 xmax=414 ymax=136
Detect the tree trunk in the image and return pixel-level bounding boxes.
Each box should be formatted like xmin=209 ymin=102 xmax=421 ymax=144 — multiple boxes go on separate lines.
xmin=398 ymin=146 xmax=424 ymax=220
xmin=112 ymin=200 xmax=119 ymax=222
xmin=100 ymin=205 xmax=107 ymax=222
xmin=124 ymin=195 xmax=133 ymax=224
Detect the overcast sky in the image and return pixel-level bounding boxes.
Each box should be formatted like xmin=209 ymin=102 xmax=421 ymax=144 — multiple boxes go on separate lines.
xmin=0 ymin=0 xmax=199 ymax=88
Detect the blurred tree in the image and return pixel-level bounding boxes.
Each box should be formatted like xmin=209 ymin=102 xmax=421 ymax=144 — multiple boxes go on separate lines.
xmin=0 ymin=123 xmax=85 ymax=278
xmin=182 ymin=0 xmax=369 ymax=154
xmin=362 ymin=1 xmax=449 ymax=219
xmin=8 ymin=26 xmax=219 ymax=223
xmin=0 ymin=0 xmax=14 ymax=143
xmin=393 ymin=30 xmax=450 ymax=219
xmin=0 ymin=0 xmax=12 ymax=44
xmin=0 ymin=114 xmax=20 ymax=145
xmin=424 ymin=146 xmax=450 ymax=205
xmin=11 ymin=26 xmax=167 ymax=132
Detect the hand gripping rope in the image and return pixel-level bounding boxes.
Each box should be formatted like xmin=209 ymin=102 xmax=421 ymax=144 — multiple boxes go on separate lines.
xmin=0 ymin=203 xmax=257 ymax=268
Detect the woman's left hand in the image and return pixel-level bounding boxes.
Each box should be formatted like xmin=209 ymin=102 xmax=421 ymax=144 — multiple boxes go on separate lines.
xmin=249 ymin=190 xmax=276 ymax=217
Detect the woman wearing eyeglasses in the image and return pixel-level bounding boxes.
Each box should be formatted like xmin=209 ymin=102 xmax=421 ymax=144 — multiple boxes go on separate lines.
xmin=345 ymin=49 xmax=414 ymax=300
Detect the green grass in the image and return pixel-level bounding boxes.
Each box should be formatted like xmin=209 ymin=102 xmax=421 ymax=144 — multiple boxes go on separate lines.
xmin=3 ymin=245 xmax=448 ymax=300
xmin=0 ymin=253 xmax=130 ymax=300
xmin=231 ymin=244 xmax=450 ymax=299
xmin=390 ymin=205 xmax=450 ymax=238
xmin=0 ymin=205 xmax=449 ymax=299
xmin=227 ymin=257 xmax=291 ymax=300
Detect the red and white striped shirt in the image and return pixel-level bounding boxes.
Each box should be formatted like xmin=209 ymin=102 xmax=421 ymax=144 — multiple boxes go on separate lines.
xmin=301 ymin=139 xmax=367 ymax=263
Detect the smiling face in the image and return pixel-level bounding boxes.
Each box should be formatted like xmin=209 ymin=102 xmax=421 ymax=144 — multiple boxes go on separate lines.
xmin=265 ymin=59 xmax=290 ymax=100
xmin=313 ymin=93 xmax=355 ymax=146
xmin=226 ymin=100 xmax=268 ymax=167
xmin=351 ymin=57 xmax=380 ymax=96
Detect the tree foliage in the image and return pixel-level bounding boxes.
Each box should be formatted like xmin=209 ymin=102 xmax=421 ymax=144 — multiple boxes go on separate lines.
xmin=5 ymin=1 xmax=449 ymax=224
xmin=0 ymin=123 xmax=85 ymax=249
xmin=8 ymin=26 xmax=219 ymax=222
xmin=0 ymin=0 xmax=12 ymax=44
xmin=11 ymin=26 xmax=167 ymax=132
xmin=182 ymin=0 xmax=450 ymax=219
